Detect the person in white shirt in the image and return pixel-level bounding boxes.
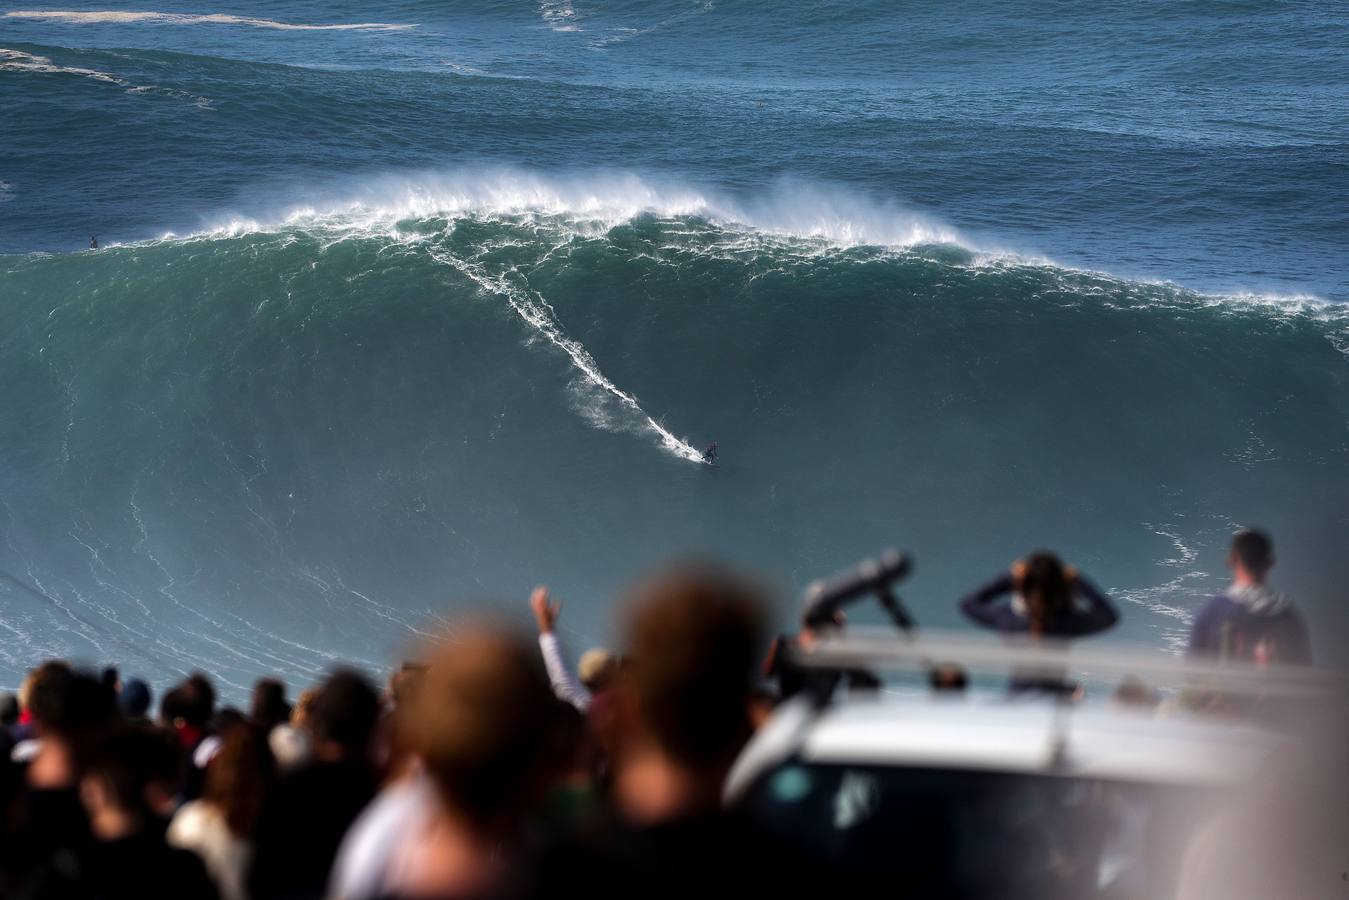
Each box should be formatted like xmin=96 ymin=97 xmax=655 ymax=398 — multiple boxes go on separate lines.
xmin=530 ymin=586 xmax=617 ymax=712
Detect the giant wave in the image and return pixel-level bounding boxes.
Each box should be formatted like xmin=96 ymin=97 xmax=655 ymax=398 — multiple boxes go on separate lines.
xmin=2 ymin=171 xmax=1347 ymax=693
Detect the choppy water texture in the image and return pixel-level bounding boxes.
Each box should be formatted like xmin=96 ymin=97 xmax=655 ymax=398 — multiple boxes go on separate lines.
xmin=2 ymin=0 xmax=1348 ymax=691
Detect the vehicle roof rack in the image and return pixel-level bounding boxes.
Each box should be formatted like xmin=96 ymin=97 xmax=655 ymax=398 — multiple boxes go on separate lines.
xmin=794 ymin=627 xmax=1345 ymax=697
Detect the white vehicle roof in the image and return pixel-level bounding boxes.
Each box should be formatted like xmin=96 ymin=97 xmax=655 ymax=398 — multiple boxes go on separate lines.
xmin=726 ymin=630 xmax=1340 ymax=802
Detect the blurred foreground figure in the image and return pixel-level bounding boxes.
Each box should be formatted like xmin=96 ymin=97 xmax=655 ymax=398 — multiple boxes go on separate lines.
xmin=379 ymin=623 xmax=558 ymax=899
xmin=1175 ymin=708 xmax=1349 ymax=900
xmin=169 ymin=723 xmax=275 ymax=900
xmin=525 ymin=565 xmax=845 ymax=900
xmin=248 ymin=669 xmax=380 ymax=900
xmin=1188 ymin=529 xmax=1312 ymax=665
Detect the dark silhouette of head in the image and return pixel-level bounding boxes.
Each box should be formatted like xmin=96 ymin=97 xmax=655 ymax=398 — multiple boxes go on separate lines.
xmin=250 ymin=678 xmax=291 ymax=731
xmin=1019 ymin=551 xmax=1073 ymax=636
xmin=118 ymin=678 xmax=152 ymax=719
xmin=1230 ymin=529 xmax=1275 ymax=580
xmin=161 ymin=672 xmax=216 ymax=729
xmin=308 ymin=668 xmax=380 ymax=761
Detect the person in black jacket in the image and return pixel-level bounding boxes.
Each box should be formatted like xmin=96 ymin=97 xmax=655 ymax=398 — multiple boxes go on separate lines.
xmin=959 ymin=551 xmax=1118 ymax=639
xmin=247 ymin=669 xmax=380 ymax=900
xmin=959 ymin=552 xmax=1118 ymax=697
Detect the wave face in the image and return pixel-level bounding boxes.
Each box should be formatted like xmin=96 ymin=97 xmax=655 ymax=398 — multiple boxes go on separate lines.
xmin=2 ymin=190 xmax=1348 ymax=688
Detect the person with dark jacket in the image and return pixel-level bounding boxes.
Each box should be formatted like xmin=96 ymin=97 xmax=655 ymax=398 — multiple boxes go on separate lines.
xmin=247 ymin=669 xmax=380 ymax=900
xmin=1188 ymin=529 xmax=1312 ymax=665
xmin=959 ymin=552 xmax=1118 ymax=638
xmin=78 ymin=725 xmax=219 ymax=900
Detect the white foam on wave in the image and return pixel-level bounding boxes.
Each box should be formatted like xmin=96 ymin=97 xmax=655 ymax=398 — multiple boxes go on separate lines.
xmin=1 ymin=47 xmax=214 ymax=105
xmin=538 ymin=0 xmax=580 ymax=33
xmin=172 ymin=166 xmax=1342 ymax=324
xmin=1 ymin=46 xmax=126 ymax=83
xmin=198 ymin=167 xmax=967 ymax=251
xmin=4 ymin=10 xmax=416 ymax=31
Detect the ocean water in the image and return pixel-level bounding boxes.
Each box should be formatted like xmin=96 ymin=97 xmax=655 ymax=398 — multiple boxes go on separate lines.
xmin=2 ymin=0 xmax=1347 ymax=692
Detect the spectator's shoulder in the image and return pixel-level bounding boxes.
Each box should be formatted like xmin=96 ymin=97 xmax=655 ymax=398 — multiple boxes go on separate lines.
xmin=1194 ymin=592 xmax=1234 ymax=623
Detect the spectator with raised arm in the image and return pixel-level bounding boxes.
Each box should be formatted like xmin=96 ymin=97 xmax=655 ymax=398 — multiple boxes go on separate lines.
xmin=530 ymin=586 xmax=617 ymax=712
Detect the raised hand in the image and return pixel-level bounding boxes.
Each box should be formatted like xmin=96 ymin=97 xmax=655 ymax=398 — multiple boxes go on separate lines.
xmin=530 ymin=585 xmax=561 ymax=634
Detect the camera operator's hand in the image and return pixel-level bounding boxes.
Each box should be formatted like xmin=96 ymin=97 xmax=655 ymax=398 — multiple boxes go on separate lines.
xmin=530 ymin=586 xmax=561 ymax=635
xmin=1010 ymin=559 xmax=1028 ymax=588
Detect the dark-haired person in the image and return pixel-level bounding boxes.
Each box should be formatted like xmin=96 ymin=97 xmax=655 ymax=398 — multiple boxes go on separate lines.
xmin=248 ymin=668 xmax=380 ymax=900
xmin=250 ymin=679 xmax=292 ymax=733
xmin=170 ymin=723 xmax=274 ymax=900
xmin=1188 ymin=529 xmax=1311 ymax=665
xmin=524 ymin=565 xmax=844 ymax=900
xmin=959 ymin=552 xmax=1118 ymax=638
xmin=960 ymin=553 xmax=1118 ymax=696
xmin=0 ymin=664 xmax=113 ymax=898
xmin=119 ymin=678 xmax=153 ymax=723
xmin=79 ymin=725 xmax=219 ymax=899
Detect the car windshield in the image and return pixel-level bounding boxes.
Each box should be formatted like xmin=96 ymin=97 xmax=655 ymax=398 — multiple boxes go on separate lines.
xmin=738 ymin=762 xmax=1226 ymax=900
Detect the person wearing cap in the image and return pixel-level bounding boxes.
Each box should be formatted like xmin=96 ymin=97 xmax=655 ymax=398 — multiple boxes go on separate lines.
xmin=530 ymin=587 xmax=617 ymax=712
xmin=119 ymin=677 xmax=153 ymax=723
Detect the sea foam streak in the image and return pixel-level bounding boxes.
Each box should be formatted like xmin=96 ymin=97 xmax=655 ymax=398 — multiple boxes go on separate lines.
xmin=4 ymin=10 xmax=416 ymax=30
xmin=0 ymin=47 xmax=213 ymax=106
xmin=427 ymin=244 xmax=705 ymax=463
xmin=1 ymin=47 xmax=125 ymax=83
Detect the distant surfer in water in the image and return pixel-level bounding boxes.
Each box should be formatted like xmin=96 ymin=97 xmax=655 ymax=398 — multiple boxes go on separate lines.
xmin=702 ymin=442 xmax=718 ymax=464
xmin=90 ymin=236 xmax=98 ymax=249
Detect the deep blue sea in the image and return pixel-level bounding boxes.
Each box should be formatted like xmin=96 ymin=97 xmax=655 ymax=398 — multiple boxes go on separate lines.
xmin=2 ymin=0 xmax=1347 ymax=692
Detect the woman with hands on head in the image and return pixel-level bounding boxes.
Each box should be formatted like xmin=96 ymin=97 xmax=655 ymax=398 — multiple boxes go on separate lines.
xmin=959 ymin=551 xmax=1118 ymax=639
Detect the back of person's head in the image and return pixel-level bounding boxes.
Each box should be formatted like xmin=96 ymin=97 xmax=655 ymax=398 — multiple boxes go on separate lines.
xmin=186 ymin=672 xmax=216 ymax=724
xmin=250 ymin=678 xmax=291 ymax=731
xmin=80 ymin=724 xmax=168 ymax=829
xmin=101 ymin=667 xmax=120 ymax=701
xmin=621 ymin=564 xmax=766 ymax=771
xmin=28 ymin=662 xmax=114 ymax=740
xmin=1020 ymin=551 xmax=1073 ymax=634
xmin=163 ymin=673 xmax=216 ymax=729
xmin=212 ymin=706 xmax=246 ymax=734
xmin=205 ymin=722 xmax=275 ymax=837
xmin=403 ymin=623 xmax=556 ymax=831
xmin=578 ymin=648 xmax=617 ymax=693
xmin=308 ymin=669 xmax=379 ymax=760
xmin=119 ymin=678 xmax=152 ymax=719
xmin=0 ymin=691 xmax=18 ymax=727
xmin=1231 ymin=528 xmax=1275 ymax=576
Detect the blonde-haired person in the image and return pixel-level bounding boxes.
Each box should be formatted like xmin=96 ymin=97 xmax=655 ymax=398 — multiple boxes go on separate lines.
xmin=529 ymin=587 xmax=617 ymax=712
